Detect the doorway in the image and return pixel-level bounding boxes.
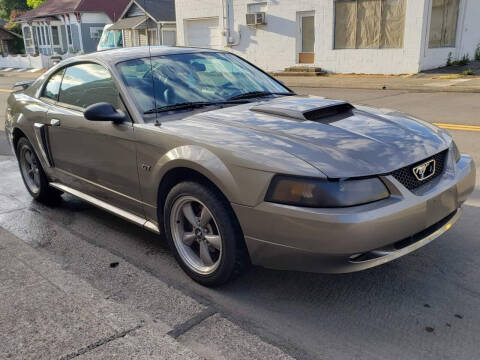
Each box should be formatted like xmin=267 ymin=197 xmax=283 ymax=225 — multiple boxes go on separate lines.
xmin=297 ymin=12 xmax=315 ymax=64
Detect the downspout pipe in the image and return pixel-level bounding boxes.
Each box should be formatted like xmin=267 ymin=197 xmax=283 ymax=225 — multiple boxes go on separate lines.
xmin=223 ymin=0 xmax=240 ymax=47
xmin=222 ymin=0 xmax=230 ymax=46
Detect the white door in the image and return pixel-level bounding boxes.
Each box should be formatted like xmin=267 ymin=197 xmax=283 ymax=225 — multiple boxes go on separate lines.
xmin=297 ymin=12 xmax=315 ymax=64
xmin=185 ymin=17 xmax=220 ymax=48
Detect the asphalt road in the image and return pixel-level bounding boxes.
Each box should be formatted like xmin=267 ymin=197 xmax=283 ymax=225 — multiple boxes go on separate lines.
xmin=1 ymin=73 xmax=479 ymax=359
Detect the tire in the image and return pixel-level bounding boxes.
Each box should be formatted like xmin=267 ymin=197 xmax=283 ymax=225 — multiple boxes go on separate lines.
xmin=164 ymin=181 xmax=249 ymax=286
xmin=16 ymin=137 xmax=62 ymax=204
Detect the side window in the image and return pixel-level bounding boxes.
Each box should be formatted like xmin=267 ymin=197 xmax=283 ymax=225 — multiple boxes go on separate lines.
xmin=58 ymin=63 xmax=119 ymax=109
xmin=42 ymin=69 xmax=65 ymax=101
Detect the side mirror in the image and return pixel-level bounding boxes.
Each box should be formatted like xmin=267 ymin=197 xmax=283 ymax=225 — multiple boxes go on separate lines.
xmin=84 ymin=102 xmax=127 ymax=123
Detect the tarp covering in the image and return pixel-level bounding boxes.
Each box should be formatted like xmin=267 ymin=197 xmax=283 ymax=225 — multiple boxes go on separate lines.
xmin=380 ymin=0 xmax=406 ymax=48
xmin=335 ymin=0 xmax=357 ymax=49
xmin=429 ymin=0 xmax=459 ymax=48
xmin=356 ymin=0 xmax=381 ymax=48
xmin=334 ymin=0 xmax=406 ymax=49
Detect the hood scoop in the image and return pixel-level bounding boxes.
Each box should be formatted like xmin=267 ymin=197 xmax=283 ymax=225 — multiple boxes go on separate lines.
xmin=250 ymin=99 xmax=354 ymax=122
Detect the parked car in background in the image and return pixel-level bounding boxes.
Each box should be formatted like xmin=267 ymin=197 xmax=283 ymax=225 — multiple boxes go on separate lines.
xmin=97 ymin=24 xmax=123 ymax=51
xmin=5 ymin=47 xmax=476 ymax=286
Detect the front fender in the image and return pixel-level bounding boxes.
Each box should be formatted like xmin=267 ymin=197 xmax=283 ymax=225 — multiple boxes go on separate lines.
xmin=136 ymin=140 xmax=275 ymax=224
xmin=155 ymin=145 xmax=240 ymax=203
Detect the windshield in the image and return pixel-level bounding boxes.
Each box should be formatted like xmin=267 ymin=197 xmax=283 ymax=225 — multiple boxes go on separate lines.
xmin=117 ymin=52 xmax=291 ymax=115
xmin=98 ymin=29 xmax=123 ymax=50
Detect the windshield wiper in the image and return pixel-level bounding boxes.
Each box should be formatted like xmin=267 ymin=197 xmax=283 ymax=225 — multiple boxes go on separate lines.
xmin=228 ymin=91 xmax=295 ymax=101
xmin=144 ymin=100 xmax=247 ymax=114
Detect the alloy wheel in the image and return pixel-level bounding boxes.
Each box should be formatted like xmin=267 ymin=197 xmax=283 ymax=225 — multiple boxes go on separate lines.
xmin=19 ymin=146 xmax=41 ymax=194
xmin=170 ymin=195 xmax=222 ymax=275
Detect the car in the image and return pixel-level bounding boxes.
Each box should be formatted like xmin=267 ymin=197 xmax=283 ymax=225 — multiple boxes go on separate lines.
xmin=5 ymin=47 xmax=476 ymax=286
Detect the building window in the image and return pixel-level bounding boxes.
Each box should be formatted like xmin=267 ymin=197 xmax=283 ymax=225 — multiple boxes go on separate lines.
xmin=162 ymin=30 xmax=176 ymax=46
xmin=90 ymin=27 xmax=104 ymax=40
xmin=428 ymin=0 xmax=459 ymax=48
xmin=67 ymin=25 xmax=73 ymax=45
xmin=148 ymin=28 xmax=158 ymax=45
xmin=334 ymin=0 xmax=406 ymax=49
xmin=41 ymin=26 xmax=47 ymax=45
xmin=37 ymin=27 xmax=41 ymax=45
xmin=23 ymin=26 xmax=33 ymax=47
xmin=45 ymin=26 xmax=51 ymax=45
xmin=51 ymin=26 xmax=60 ymax=45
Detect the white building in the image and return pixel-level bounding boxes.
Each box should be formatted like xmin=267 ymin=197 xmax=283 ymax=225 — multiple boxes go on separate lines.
xmin=175 ymin=0 xmax=480 ymax=74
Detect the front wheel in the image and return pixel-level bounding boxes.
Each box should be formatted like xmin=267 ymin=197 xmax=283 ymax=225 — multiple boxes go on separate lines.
xmin=164 ymin=181 xmax=249 ymax=286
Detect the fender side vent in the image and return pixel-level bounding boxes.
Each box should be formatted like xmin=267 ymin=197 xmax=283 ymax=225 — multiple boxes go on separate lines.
xmin=303 ymin=103 xmax=354 ymax=121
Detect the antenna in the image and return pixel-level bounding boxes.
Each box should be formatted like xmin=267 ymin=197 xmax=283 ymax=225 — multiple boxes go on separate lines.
xmin=142 ymin=0 xmax=159 ymax=125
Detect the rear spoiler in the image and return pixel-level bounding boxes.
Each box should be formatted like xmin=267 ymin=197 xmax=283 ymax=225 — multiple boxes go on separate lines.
xmin=13 ymin=80 xmax=34 ymax=91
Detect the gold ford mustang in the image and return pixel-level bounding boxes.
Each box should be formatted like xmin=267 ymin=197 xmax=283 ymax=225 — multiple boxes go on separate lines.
xmin=5 ymin=47 xmax=476 ymax=286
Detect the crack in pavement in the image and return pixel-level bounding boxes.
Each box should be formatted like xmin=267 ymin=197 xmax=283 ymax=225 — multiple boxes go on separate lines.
xmin=58 ymin=324 xmax=144 ymax=360
xmin=167 ymin=306 xmax=217 ymax=339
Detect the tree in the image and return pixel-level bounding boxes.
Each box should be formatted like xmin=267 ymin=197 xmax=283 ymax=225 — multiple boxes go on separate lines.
xmin=26 ymin=0 xmax=45 ymax=9
xmin=0 ymin=0 xmax=29 ymax=20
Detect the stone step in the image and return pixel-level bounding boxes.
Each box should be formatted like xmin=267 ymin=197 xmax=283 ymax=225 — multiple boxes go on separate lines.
xmin=270 ymin=71 xmax=326 ymax=77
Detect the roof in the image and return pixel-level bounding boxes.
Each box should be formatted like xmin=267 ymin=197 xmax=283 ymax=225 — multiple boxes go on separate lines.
xmin=0 ymin=28 xmax=15 ymax=40
xmin=62 ymin=46 xmax=222 ymax=66
xmin=129 ymin=0 xmax=175 ymax=22
xmin=0 ymin=26 xmax=22 ymax=40
xmin=110 ymin=16 xmax=146 ymax=30
xmin=16 ymin=0 xmax=130 ymax=22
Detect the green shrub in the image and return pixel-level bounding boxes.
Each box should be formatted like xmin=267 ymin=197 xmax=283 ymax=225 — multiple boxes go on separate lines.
xmin=459 ymin=54 xmax=470 ymax=66
xmin=450 ymin=54 xmax=470 ymax=66
xmin=461 ymin=69 xmax=474 ymax=76
xmin=475 ymin=44 xmax=480 ymax=61
xmin=446 ymin=52 xmax=453 ymax=66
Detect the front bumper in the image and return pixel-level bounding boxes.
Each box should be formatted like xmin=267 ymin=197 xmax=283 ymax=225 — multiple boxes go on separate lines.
xmin=233 ymin=154 xmax=476 ymax=273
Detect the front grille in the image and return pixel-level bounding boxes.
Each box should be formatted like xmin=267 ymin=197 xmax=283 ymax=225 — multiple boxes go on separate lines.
xmin=390 ymin=150 xmax=448 ymax=191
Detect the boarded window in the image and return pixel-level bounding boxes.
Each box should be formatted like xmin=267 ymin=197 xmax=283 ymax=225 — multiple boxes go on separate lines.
xmin=428 ymin=0 xmax=459 ymax=48
xmin=334 ymin=0 xmax=406 ymax=49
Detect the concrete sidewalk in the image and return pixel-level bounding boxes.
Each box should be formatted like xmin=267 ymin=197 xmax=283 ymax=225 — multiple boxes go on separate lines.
xmin=0 ymin=215 xmax=294 ymax=360
xmin=0 ymin=226 xmax=202 ymax=360
xmin=275 ymin=74 xmax=480 ymax=93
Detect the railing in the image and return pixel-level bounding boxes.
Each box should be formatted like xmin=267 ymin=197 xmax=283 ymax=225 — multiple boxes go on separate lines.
xmin=0 ymin=52 xmax=82 ymax=69
xmin=0 ymin=54 xmax=48 ymax=69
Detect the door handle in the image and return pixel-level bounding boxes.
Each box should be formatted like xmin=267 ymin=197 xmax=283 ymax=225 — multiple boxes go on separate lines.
xmin=50 ymin=119 xmax=61 ymax=126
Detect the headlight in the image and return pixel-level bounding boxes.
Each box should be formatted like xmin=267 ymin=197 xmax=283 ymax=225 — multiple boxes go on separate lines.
xmin=265 ymin=175 xmax=390 ymax=208
xmin=451 ymin=141 xmax=461 ymax=163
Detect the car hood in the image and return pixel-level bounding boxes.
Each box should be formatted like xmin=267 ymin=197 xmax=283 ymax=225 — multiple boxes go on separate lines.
xmin=187 ymin=96 xmax=451 ymax=178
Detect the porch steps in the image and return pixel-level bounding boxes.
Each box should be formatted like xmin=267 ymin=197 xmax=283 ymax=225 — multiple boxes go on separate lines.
xmin=270 ymin=66 xmax=326 ymax=77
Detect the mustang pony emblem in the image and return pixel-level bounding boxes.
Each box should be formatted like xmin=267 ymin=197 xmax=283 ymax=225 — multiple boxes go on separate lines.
xmin=413 ymin=159 xmax=436 ymax=181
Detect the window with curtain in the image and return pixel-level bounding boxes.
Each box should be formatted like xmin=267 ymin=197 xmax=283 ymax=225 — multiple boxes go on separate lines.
xmin=428 ymin=0 xmax=459 ymax=48
xmin=334 ymin=0 xmax=406 ymax=49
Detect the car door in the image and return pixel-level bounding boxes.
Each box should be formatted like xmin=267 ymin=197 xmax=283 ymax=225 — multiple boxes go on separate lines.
xmin=45 ymin=62 xmax=144 ymax=217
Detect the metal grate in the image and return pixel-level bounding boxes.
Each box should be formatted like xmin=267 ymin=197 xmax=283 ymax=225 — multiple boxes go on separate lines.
xmin=390 ymin=150 xmax=448 ymax=191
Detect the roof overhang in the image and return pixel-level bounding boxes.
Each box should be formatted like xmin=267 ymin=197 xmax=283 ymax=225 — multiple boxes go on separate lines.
xmin=110 ymin=16 xmax=148 ymax=30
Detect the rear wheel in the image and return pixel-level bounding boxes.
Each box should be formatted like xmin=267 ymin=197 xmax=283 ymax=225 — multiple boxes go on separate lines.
xmin=164 ymin=181 xmax=249 ymax=286
xmin=16 ymin=137 xmax=62 ymax=204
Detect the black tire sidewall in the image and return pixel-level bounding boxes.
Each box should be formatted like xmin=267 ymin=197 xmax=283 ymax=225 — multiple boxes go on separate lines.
xmin=16 ymin=137 xmax=59 ymax=203
xmin=164 ymin=181 xmax=239 ymax=286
